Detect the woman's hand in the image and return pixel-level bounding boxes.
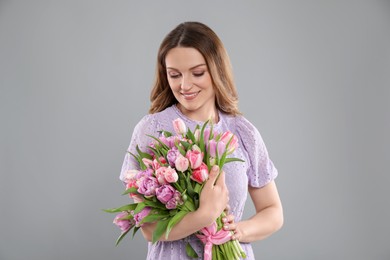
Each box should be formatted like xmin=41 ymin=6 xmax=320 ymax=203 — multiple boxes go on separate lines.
xmin=222 ymin=214 xmax=242 ymax=241
xmin=140 ymin=165 xmax=229 ymax=242
xmin=197 ymin=165 xmax=229 ymax=226
xmin=222 ymin=181 xmax=283 ymax=243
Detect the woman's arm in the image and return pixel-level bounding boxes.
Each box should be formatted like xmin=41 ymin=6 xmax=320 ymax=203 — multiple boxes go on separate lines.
xmin=224 ymin=181 xmax=283 ymax=243
xmin=140 ymin=165 xmax=229 ymax=242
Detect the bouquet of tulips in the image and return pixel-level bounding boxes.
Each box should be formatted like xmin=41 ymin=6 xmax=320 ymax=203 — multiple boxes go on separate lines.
xmin=104 ymin=118 xmax=246 ymax=259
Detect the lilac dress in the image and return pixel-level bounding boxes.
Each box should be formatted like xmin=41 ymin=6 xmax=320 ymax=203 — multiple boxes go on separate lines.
xmin=120 ymin=105 xmax=278 ymax=260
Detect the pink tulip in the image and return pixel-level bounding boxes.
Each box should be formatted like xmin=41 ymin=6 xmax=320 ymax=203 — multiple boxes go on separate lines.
xmin=160 ymin=135 xmax=181 ymax=148
xmin=203 ymin=128 xmax=212 ymax=141
xmin=142 ymin=158 xmax=153 ymax=168
xmin=155 ymin=168 xmax=168 ymax=185
xmin=175 ymin=154 xmax=189 ymax=172
xmin=113 ymin=212 xmax=135 ymax=232
xmin=203 ymin=128 xmax=219 ymax=141
xmin=126 ymin=180 xmax=142 ymax=201
xmin=166 ymin=190 xmax=183 ymax=209
xmin=137 ymin=176 xmax=159 ymax=197
xmin=155 ymin=166 xmax=179 ymax=184
xmin=164 ymin=166 xmax=179 ymax=183
xmin=123 ymin=169 xmax=139 ymax=184
xmin=191 ymin=163 xmax=209 ymax=183
xmin=192 ymin=144 xmax=201 ymax=152
xmin=156 ymin=184 xmax=175 ymax=204
xmin=186 ymin=149 xmax=203 ymax=169
xmin=220 ymin=131 xmax=239 ymax=154
xmin=131 ymin=194 xmax=144 ymax=203
xmin=194 ymin=129 xmax=200 ymax=142
xmin=167 ymin=147 xmax=180 ymax=167
xmin=172 ymin=118 xmax=187 ymax=135
xmin=207 ymin=140 xmax=226 ymax=158
xmin=133 ymin=207 xmax=152 ymax=227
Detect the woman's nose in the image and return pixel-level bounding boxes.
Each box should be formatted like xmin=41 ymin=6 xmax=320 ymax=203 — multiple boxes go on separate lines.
xmin=180 ymin=77 xmax=192 ymax=91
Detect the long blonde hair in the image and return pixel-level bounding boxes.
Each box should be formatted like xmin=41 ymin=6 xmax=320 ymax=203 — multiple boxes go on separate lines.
xmin=149 ymin=21 xmax=240 ymax=116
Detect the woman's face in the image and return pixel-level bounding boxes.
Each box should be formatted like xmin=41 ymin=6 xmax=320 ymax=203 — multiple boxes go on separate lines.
xmin=165 ymin=47 xmax=216 ymax=122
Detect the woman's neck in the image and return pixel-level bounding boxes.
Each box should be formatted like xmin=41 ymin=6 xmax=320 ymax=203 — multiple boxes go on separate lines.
xmin=176 ymin=104 xmax=219 ymax=124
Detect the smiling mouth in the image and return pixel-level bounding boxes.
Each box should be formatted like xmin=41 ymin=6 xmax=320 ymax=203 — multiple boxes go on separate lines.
xmin=181 ymin=91 xmax=200 ymax=100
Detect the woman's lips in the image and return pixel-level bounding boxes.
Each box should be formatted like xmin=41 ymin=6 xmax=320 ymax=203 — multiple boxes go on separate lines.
xmin=181 ymin=91 xmax=200 ymax=100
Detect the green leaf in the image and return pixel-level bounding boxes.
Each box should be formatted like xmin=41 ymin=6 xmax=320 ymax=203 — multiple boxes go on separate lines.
xmin=180 ymin=140 xmax=191 ymax=150
xmin=192 ymin=195 xmax=199 ymax=209
xmin=182 ymin=198 xmax=196 ymax=212
xmin=132 ymin=226 xmax=140 ymax=238
xmin=165 ymin=210 xmax=188 ymax=239
xmin=224 ymin=157 xmax=245 ymax=164
xmin=122 ymin=187 xmax=138 ymax=195
xmin=193 ymin=183 xmax=203 ymax=194
xmin=179 ymin=178 xmax=186 ymax=192
xmin=140 ymin=213 xmax=169 ymax=224
xmin=129 ymin=151 xmax=146 ymax=170
xmin=102 ymin=203 xmax=137 ymax=213
xmin=209 ymin=121 xmax=214 ymax=140
xmin=115 ymin=228 xmax=131 ymax=246
xmin=148 ymin=146 xmax=167 ymax=161
xmin=186 ymin=127 xmax=196 ymax=143
xmin=133 ymin=202 xmax=146 ymax=214
xmin=117 ymin=214 xmax=134 ymax=221
xmin=185 ymin=174 xmax=196 ymax=198
xmin=152 ymin=218 xmax=170 ymax=244
xmin=146 ymin=134 xmax=170 ymax=150
xmin=143 ymin=200 xmax=168 ymax=210
xmin=131 ymin=151 xmax=147 ymax=170
xmin=198 ymin=120 xmax=210 ymax=152
xmin=175 ymin=141 xmax=186 ymax=156
xmin=186 ymin=242 xmax=199 ymax=258
xmin=159 ymin=130 xmax=173 ymax=137
xmin=136 ymin=145 xmax=153 ymax=159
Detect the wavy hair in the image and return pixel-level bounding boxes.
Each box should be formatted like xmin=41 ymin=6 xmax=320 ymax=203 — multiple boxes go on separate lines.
xmin=149 ymin=21 xmax=240 ymax=115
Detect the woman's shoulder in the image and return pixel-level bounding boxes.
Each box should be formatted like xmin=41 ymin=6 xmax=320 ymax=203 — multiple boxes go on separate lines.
xmin=134 ymin=105 xmax=177 ymax=133
xmin=222 ymin=113 xmax=259 ymax=136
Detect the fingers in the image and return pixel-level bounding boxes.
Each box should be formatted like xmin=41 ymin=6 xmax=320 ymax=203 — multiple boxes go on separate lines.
xmin=222 ymin=215 xmax=242 ymax=241
xmin=215 ymin=169 xmax=225 ymax=187
xmin=231 ymin=230 xmax=241 ymax=241
xmin=222 ymin=214 xmax=235 ymax=223
xmin=205 ymin=165 xmax=220 ymax=188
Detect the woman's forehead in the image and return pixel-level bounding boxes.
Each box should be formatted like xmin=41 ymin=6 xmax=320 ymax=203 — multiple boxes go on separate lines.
xmin=165 ymin=47 xmax=206 ymax=70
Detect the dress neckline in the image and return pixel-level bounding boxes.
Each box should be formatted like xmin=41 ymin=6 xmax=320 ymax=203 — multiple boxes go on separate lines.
xmin=172 ymin=104 xmax=222 ymax=128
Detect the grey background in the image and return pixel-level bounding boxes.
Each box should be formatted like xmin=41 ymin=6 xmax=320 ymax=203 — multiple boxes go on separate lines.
xmin=1 ymin=1 xmax=389 ymax=260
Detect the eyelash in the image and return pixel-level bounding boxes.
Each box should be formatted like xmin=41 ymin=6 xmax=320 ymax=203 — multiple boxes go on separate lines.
xmin=168 ymin=72 xmax=205 ymax=79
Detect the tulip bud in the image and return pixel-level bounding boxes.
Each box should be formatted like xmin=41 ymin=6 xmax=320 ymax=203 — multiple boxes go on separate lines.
xmin=172 ymin=118 xmax=187 ymax=135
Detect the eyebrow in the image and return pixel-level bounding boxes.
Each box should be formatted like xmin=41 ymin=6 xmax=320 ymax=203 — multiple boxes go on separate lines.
xmin=166 ymin=64 xmax=207 ymax=71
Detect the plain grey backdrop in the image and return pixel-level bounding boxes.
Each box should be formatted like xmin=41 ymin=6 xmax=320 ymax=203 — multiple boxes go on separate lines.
xmin=1 ymin=1 xmax=389 ymax=259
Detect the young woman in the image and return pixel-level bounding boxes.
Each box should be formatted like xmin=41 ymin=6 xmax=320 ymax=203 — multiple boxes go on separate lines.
xmin=120 ymin=21 xmax=283 ymax=259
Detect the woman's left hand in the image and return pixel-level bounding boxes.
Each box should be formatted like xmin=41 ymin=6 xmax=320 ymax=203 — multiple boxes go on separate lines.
xmin=222 ymin=214 xmax=243 ymax=241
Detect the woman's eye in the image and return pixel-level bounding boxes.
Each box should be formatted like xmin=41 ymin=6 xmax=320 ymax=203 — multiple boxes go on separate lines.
xmin=193 ymin=72 xmax=205 ymax=77
xmin=169 ymin=73 xmax=181 ymax=79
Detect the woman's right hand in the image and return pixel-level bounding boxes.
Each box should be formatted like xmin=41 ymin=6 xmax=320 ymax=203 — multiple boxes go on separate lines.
xmin=197 ymin=165 xmax=229 ymax=225
xmin=140 ymin=165 xmax=229 ymax=242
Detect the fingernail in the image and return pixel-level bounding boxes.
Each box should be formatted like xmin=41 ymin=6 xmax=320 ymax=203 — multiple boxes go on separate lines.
xmin=223 ymin=225 xmax=228 ymax=230
xmin=212 ymin=165 xmax=219 ymax=171
xmin=222 ymin=217 xmax=227 ymax=223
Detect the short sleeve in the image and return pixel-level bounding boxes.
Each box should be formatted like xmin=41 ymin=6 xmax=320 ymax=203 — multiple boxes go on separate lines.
xmin=119 ymin=115 xmax=160 ymax=183
xmin=236 ymin=116 xmax=278 ymax=188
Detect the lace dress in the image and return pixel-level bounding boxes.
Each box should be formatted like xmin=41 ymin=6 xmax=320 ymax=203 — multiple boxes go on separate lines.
xmin=120 ymin=104 xmax=278 ymax=260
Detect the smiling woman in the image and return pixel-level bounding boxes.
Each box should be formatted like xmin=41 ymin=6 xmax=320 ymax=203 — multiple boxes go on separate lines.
xmin=165 ymin=47 xmax=216 ymax=122
xmin=119 ymin=21 xmax=283 ymax=260
xmin=150 ymin=22 xmax=240 ymax=117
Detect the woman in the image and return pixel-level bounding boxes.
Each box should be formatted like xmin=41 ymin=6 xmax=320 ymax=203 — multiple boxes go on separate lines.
xmin=120 ymin=21 xmax=283 ymax=259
